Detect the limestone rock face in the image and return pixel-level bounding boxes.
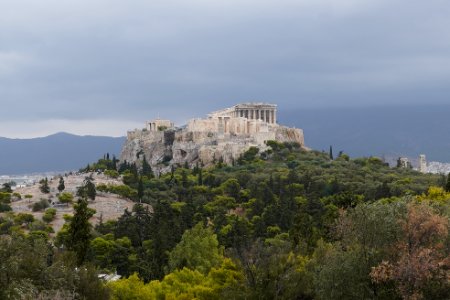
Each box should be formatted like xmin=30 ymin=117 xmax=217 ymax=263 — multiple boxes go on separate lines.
xmin=120 ymin=125 xmax=305 ymax=173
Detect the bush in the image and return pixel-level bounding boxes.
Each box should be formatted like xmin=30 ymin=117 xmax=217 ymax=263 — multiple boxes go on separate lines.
xmin=0 ymin=203 xmax=12 ymax=212
xmin=58 ymin=192 xmax=74 ymax=204
xmin=0 ymin=192 xmax=11 ymax=203
xmin=104 ymin=170 xmax=120 ymax=179
xmin=32 ymin=198 xmax=50 ymax=212
xmin=42 ymin=208 xmax=57 ymax=223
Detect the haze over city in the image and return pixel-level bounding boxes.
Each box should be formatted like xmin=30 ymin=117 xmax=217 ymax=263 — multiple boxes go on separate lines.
xmin=1 ymin=0 xmax=450 ymax=138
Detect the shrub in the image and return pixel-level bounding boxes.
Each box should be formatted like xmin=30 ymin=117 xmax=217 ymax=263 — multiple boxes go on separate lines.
xmin=0 ymin=192 xmax=11 ymax=203
xmin=32 ymin=198 xmax=50 ymax=212
xmin=104 ymin=170 xmax=120 ymax=179
xmin=0 ymin=203 xmax=12 ymax=212
xmin=42 ymin=208 xmax=57 ymax=223
xmin=58 ymin=192 xmax=74 ymax=204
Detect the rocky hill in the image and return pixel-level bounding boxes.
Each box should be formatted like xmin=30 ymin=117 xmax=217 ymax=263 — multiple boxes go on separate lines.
xmin=120 ymin=103 xmax=305 ymax=172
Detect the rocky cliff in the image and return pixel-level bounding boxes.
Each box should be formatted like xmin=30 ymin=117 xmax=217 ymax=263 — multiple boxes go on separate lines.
xmin=120 ymin=125 xmax=305 ymax=173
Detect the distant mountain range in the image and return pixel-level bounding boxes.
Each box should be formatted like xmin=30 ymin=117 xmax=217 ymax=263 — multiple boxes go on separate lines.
xmin=0 ymin=132 xmax=125 ymax=175
xmin=279 ymin=104 xmax=450 ymax=163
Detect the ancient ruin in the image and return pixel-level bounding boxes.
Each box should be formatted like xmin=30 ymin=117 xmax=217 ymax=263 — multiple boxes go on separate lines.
xmin=120 ymin=103 xmax=305 ymax=173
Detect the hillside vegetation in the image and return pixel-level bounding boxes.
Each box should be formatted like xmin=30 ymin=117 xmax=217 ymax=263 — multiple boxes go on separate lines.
xmin=0 ymin=142 xmax=449 ymax=299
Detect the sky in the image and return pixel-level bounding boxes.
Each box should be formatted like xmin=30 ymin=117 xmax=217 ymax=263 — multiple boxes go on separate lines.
xmin=1 ymin=0 xmax=450 ymax=138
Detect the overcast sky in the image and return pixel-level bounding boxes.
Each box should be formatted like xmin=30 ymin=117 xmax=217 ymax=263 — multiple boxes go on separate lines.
xmin=1 ymin=0 xmax=450 ymax=138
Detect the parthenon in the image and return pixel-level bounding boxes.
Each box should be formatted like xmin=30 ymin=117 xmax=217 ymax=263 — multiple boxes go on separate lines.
xmin=208 ymin=103 xmax=277 ymax=124
xmin=186 ymin=103 xmax=278 ymax=135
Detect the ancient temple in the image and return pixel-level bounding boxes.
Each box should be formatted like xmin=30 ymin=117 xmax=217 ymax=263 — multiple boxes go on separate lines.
xmin=207 ymin=103 xmax=277 ymax=124
xmin=187 ymin=103 xmax=278 ymax=134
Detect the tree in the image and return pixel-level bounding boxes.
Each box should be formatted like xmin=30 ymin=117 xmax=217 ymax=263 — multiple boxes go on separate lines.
xmin=445 ymin=173 xmax=450 ymax=192
xmin=1 ymin=183 xmax=12 ymax=193
xmin=67 ymin=198 xmax=95 ymax=265
xmin=168 ymin=222 xmax=223 ymax=274
xmin=39 ymin=178 xmax=50 ymax=194
xmin=329 ymin=145 xmax=334 ymax=160
xmin=137 ymin=177 xmax=144 ymax=202
xmin=141 ymin=155 xmax=153 ymax=178
xmin=370 ymin=203 xmax=449 ymax=300
xmin=77 ymin=177 xmax=96 ymax=201
xmin=57 ymin=176 xmax=65 ymax=193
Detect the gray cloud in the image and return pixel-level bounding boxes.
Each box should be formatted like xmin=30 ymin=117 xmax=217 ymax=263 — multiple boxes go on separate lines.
xmin=1 ymin=0 xmax=450 ymax=136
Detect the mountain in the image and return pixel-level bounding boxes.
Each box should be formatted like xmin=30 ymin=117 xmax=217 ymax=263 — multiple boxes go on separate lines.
xmin=279 ymin=104 xmax=450 ymax=162
xmin=0 ymin=132 xmax=125 ymax=175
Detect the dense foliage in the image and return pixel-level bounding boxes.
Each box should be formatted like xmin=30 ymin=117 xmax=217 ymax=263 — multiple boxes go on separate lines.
xmin=1 ymin=142 xmax=449 ymax=299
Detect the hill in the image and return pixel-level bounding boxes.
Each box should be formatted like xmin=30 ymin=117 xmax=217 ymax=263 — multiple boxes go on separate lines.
xmin=0 ymin=132 xmax=125 ymax=175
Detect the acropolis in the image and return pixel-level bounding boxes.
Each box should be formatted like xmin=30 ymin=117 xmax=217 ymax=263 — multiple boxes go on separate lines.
xmin=187 ymin=103 xmax=277 ymax=135
xmin=121 ymin=103 xmax=304 ymax=171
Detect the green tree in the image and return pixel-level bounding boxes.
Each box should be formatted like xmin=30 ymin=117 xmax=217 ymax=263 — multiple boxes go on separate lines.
xmin=77 ymin=177 xmax=96 ymax=201
xmin=137 ymin=177 xmax=144 ymax=202
xmin=39 ymin=178 xmax=50 ymax=194
xmin=1 ymin=183 xmax=12 ymax=193
xmin=67 ymin=198 xmax=95 ymax=266
xmin=168 ymin=222 xmax=223 ymax=274
xmin=57 ymin=176 xmax=65 ymax=193
xmin=141 ymin=155 xmax=154 ymax=178
xmin=445 ymin=173 xmax=450 ymax=192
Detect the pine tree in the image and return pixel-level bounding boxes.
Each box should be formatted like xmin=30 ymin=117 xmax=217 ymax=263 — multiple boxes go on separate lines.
xmin=57 ymin=176 xmax=65 ymax=193
xmin=39 ymin=177 xmax=50 ymax=194
xmin=68 ymin=198 xmax=94 ymax=266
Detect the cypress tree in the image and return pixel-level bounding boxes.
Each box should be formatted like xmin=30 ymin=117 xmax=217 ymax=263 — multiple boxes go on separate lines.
xmin=112 ymin=155 xmax=118 ymax=170
xmin=57 ymin=176 xmax=65 ymax=193
xmin=138 ymin=177 xmax=144 ymax=202
xmin=68 ymin=198 xmax=94 ymax=266
xmin=142 ymin=155 xmax=153 ymax=178
xmin=198 ymin=167 xmax=203 ymax=186
xmin=329 ymin=145 xmax=334 ymax=160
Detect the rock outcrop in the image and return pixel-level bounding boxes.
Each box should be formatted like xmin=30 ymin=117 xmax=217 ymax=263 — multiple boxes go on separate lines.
xmin=120 ymin=103 xmax=305 ymax=173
